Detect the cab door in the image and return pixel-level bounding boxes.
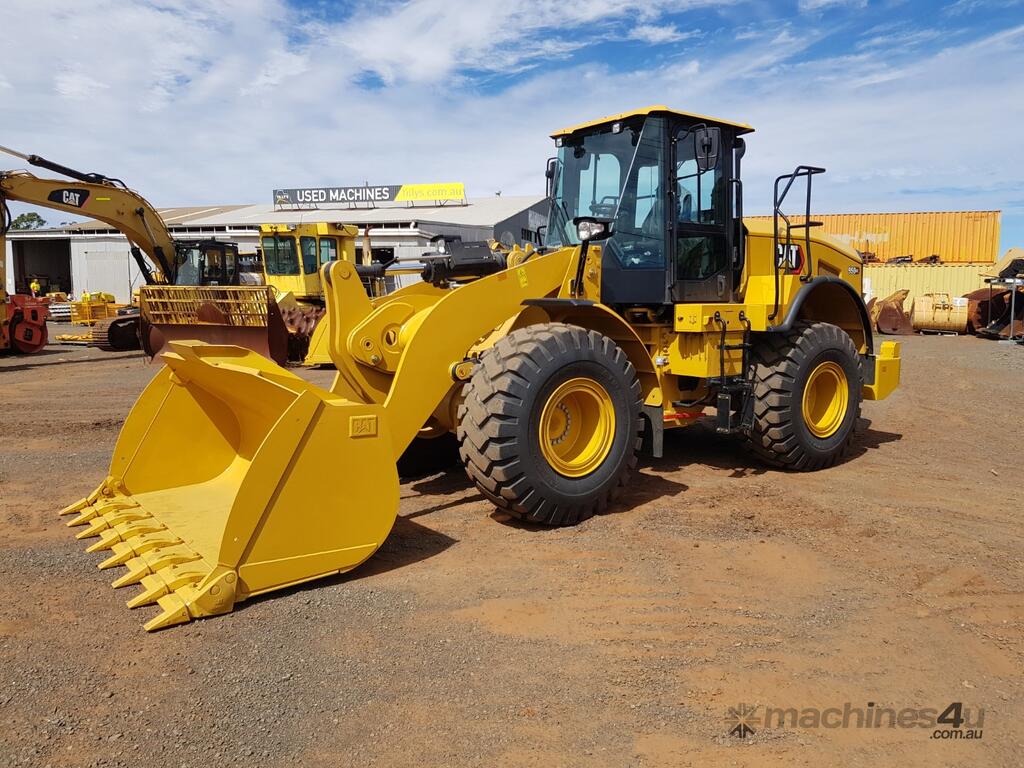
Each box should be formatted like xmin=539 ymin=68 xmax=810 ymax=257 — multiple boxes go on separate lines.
xmin=299 ymin=235 xmax=320 ymax=297
xmin=311 ymin=236 xmax=339 ymax=298
xmin=670 ymin=123 xmax=734 ymax=303
xmin=318 ymin=236 xmax=338 ymax=266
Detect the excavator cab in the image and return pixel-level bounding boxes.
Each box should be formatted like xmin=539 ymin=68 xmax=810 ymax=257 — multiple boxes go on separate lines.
xmin=173 ymin=241 xmax=242 ymax=287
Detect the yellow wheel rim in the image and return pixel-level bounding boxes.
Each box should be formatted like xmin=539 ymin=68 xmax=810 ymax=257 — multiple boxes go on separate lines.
xmin=802 ymin=361 xmax=849 ymax=439
xmin=538 ymin=377 xmax=616 ymax=478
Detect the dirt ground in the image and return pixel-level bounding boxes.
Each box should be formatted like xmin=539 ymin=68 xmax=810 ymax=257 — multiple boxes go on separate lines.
xmin=1 ymin=330 xmax=1022 ymax=767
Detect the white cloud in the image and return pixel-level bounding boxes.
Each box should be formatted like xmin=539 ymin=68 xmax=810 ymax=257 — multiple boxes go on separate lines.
xmin=799 ymin=0 xmax=868 ymax=10
xmin=856 ymin=28 xmax=944 ymax=50
xmin=334 ymin=0 xmax=723 ymax=84
xmin=627 ymin=24 xmax=699 ymax=44
xmin=946 ymin=0 xmax=1024 ymax=15
xmin=54 ymin=70 xmax=110 ymax=99
xmin=2 ymin=0 xmax=1022 ymax=249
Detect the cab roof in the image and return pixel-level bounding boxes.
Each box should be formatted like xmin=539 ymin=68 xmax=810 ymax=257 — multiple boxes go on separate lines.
xmin=550 ymin=105 xmax=754 ymax=138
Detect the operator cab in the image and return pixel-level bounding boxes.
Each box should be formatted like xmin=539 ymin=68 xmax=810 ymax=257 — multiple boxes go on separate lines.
xmin=174 ymin=240 xmax=242 ymax=286
xmin=258 ymin=223 xmax=357 ymax=301
xmin=545 ymin=106 xmax=753 ymax=308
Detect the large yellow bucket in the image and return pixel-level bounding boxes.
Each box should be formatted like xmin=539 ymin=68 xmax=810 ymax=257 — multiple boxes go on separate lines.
xmin=60 ymin=249 xmax=580 ymax=631
xmin=61 ymin=341 xmax=399 ymax=630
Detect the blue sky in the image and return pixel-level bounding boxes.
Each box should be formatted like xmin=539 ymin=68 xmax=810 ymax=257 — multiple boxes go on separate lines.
xmin=5 ymin=0 xmax=1024 ymax=253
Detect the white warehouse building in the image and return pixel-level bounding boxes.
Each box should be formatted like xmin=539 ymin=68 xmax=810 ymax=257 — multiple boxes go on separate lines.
xmin=4 ymin=192 xmax=548 ymax=303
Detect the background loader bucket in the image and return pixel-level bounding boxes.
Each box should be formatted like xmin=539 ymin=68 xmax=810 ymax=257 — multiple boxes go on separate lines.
xmin=60 ymin=341 xmax=399 ymax=630
xmin=140 ymin=285 xmax=290 ymax=365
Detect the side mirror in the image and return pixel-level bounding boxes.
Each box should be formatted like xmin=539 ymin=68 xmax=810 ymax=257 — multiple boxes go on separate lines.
xmin=545 ymin=157 xmax=557 ymax=199
xmin=573 ymin=216 xmax=613 ymax=243
xmin=695 ymin=126 xmax=721 ymax=172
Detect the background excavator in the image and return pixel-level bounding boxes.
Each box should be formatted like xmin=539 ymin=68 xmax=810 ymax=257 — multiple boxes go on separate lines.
xmin=61 ymin=106 xmax=901 ymax=631
xmin=0 ymin=146 xmax=292 ymax=361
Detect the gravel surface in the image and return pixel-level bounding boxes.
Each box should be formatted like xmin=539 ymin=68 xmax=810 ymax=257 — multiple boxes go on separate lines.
xmin=1 ymin=333 xmax=1022 ymax=767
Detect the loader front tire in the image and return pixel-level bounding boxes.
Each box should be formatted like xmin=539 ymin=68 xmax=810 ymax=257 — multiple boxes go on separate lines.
xmin=458 ymin=324 xmax=642 ymax=526
xmin=745 ymin=320 xmax=862 ymax=470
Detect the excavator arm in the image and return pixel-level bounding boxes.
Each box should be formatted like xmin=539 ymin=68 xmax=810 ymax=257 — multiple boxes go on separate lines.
xmin=0 ymin=146 xmax=177 ymax=284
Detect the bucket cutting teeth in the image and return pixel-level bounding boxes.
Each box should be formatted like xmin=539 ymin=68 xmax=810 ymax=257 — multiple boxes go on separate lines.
xmin=97 ymin=533 xmax=184 ymax=570
xmin=59 ymin=490 xmax=105 ymax=517
xmin=73 ymin=508 xmax=150 ymax=539
xmin=126 ymin=564 xmax=208 ymax=609
xmin=66 ymin=499 xmax=139 ymax=528
xmin=145 ymin=594 xmax=193 ymax=632
xmin=85 ymin=520 xmax=168 ymax=553
xmin=111 ymin=546 xmax=201 ymax=588
xmin=60 ymin=481 xmax=122 ymax=517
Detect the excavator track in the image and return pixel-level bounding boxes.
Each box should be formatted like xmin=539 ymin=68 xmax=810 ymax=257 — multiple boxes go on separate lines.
xmin=91 ymin=315 xmax=142 ymax=352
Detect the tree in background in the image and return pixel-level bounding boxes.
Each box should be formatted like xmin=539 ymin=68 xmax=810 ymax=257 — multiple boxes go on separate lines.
xmin=11 ymin=212 xmax=47 ymax=230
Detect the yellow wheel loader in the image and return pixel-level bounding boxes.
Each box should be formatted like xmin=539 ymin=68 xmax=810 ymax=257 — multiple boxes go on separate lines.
xmin=61 ymin=107 xmax=901 ymax=630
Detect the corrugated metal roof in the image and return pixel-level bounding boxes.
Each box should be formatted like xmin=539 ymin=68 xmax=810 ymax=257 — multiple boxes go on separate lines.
xmin=746 ymin=211 xmax=1000 ymax=264
xmin=45 ymin=196 xmax=545 ymax=235
xmin=191 ymin=196 xmax=545 ymax=229
xmin=61 ymin=205 xmax=252 ymax=232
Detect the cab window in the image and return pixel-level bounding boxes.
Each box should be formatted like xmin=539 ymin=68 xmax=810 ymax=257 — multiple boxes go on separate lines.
xmin=300 ymin=236 xmax=318 ymax=275
xmin=674 ymin=126 xmax=728 ymax=281
xmin=576 ymin=152 xmax=621 ymax=219
xmin=203 ymin=247 xmax=225 ymax=283
xmin=319 ymin=237 xmax=338 ymax=265
xmin=262 ymin=236 xmax=299 ymax=275
xmin=223 ymin=246 xmax=238 ymax=284
xmin=676 ymin=133 xmax=723 ymax=225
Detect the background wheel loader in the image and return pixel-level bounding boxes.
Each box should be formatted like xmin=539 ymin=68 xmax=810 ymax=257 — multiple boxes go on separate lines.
xmin=61 ymin=106 xmax=901 ymax=630
xmin=254 ymin=222 xmax=391 ymax=364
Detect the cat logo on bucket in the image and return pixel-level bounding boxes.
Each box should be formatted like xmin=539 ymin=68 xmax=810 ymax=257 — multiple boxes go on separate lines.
xmin=349 ymin=415 xmax=378 ymax=438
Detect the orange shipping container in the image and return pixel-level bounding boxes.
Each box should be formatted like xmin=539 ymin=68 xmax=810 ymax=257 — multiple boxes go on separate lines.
xmin=746 ymin=211 xmax=1000 ymax=264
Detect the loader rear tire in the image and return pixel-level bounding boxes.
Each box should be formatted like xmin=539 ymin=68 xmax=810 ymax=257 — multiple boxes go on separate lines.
xmin=458 ymin=323 xmax=642 ymax=526
xmin=745 ymin=320 xmax=862 ymax=470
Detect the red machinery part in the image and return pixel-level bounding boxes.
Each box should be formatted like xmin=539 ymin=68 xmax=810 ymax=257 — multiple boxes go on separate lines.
xmin=7 ymin=295 xmax=49 ymax=354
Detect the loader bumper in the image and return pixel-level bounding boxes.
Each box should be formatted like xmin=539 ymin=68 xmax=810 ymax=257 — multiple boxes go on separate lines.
xmin=60 ymin=341 xmax=400 ymax=630
xmin=862 ymin=340 xmax=901 ymax=401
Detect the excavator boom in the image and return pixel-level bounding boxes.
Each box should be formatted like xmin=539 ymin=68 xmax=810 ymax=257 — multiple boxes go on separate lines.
xmin=0 ymin=146 xmax=177 ymax=283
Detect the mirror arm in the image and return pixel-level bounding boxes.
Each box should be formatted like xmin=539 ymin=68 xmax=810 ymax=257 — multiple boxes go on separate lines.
xmin=574 ymin=241 xmax=590 ymax=298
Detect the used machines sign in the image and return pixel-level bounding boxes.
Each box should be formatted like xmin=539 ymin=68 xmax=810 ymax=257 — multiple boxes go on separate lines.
xmin=274 ymin=183 xmax=465 ymax=206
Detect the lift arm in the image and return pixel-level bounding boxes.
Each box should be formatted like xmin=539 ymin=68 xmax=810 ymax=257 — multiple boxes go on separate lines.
xmin=0 ymin=147 xmax=177 ymax=284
